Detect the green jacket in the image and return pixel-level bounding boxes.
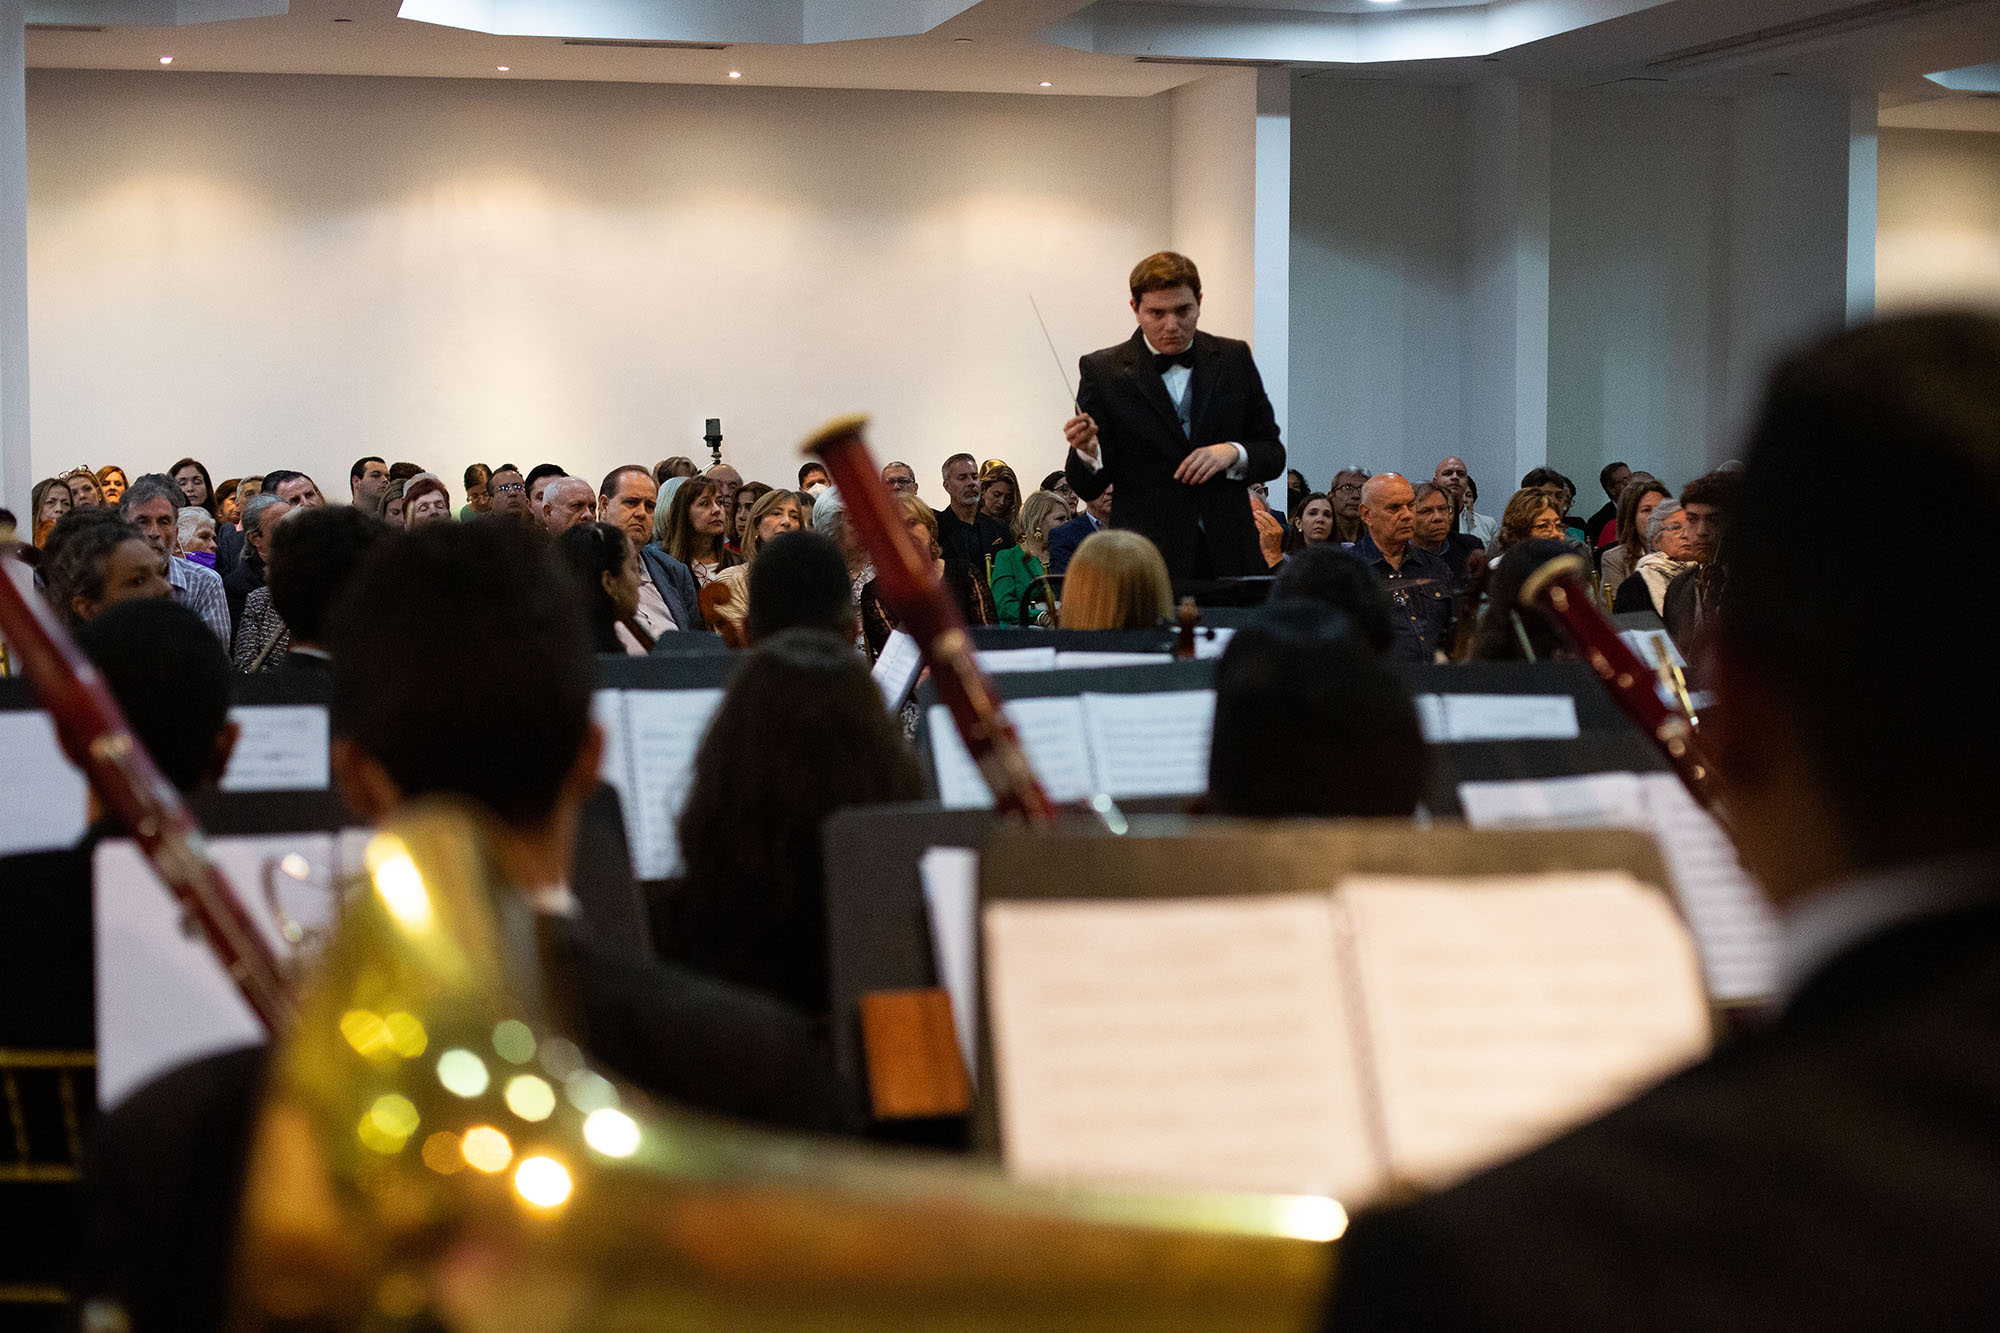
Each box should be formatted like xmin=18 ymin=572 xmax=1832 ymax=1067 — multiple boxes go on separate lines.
xmin=989 ymin=545 xmax=1049 ymax=626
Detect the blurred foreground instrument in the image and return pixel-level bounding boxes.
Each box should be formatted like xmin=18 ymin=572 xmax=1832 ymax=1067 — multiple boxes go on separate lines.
xmin=0 ymin=554 xmax=291 ymax=1030
xmin=231 ymin=802 xmax=1337 ymax=1329
xmin=806 ymin=415 xmax=1055 ymax=821
xmin=1519 ymin=553 xmax=1725 ymax=815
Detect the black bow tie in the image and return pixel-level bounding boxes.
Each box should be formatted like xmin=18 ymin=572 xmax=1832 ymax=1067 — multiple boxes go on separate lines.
xmin=1152 ymin=349 xmax=1194 ymax=373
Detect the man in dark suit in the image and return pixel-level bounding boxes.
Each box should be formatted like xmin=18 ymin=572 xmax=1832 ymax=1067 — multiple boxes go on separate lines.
xmin=1045 ymin=484 xmax=1114 ymax=577
xmin=1063 ymin=251 xmax=1285 ymax=580
xmin=599 ymin=464 xmax=702 ymax=637
xmin=1327 ymin=312 xmax=2000 ymax=1331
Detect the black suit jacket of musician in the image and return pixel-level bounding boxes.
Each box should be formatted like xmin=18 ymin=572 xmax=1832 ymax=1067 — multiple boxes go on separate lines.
xmin=1065 ymin=328 xmax=1285 ymax=580
xmin=1325 ymin=889 xmax=2000 ymax=1332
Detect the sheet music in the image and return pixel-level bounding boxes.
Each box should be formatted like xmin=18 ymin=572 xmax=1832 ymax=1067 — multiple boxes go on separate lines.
xmin=928 ymin=698 xmax=1093 ymax=809
xmin=1412 ymin=693 xmax=1447 ymax=743
xmin=95 ymin=833 xmax=338 ymax=1108
xmin=1051 ymin=651 xmax=1172 ymax=670
xmin=1337 ymin=873 xmax=1709 ymax=1188
xmin=1440 ymin=693 xmax=1581 ymax=741
xmin=217 ymin=704 xmax=331 ymax=792
xmin=919 ymin=846 xmax=981 ymax=1082
xmin=1078 ymin=689 xmax=1215 ymax=799
xmin=1638 ymin=774 xmax=1779 ymax=1002
xmin=1457 ymin=773 xmax=1647 ymax=829
xmin=619 ymin=689 xmax=725 ymax=880
xmin=985 ymin=894 xmax=1380 ymax=1198
xmin=872 ymin=629 xmax=925 ymax=709
xmin=979 ymin=647 xmax=1058 ymax=674
xmin=1620 ymin=628 xmax=1685 ymax=670
xmin=1194 ymin=627 xmax=1236 ymax=660
xmin=0 ymin=710 xmax=89 ymax=856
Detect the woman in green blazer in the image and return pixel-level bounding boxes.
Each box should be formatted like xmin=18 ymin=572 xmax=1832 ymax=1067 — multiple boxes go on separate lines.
xmin=990 ymin=488 xmax=1072 ymax=626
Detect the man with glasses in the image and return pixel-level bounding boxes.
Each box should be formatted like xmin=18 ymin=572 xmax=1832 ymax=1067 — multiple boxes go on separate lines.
xmin=881 ymin=461 xmax=920 ymax=498
xmin=1328 ymin=468 xmax=1369 ymax=545
xmin=487 ymin=465 xmax=529 ymax=519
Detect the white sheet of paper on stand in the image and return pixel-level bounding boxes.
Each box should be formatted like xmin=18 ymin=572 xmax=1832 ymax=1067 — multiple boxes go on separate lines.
xmin=1412 ymin=694 xmax=1448 ymax=743
xmin=1620 ymin=628 xmax=1685 ymax=670
xmin=979 ymin=647 xmax=1058 ymax=674
xmin=1079 ymin=690 xmax=1215 ymax=799
xmin=1194 ymin=627 xmax=1236 ymax=660
xmin=928 ymin=699 xmax=1094 ymax=809
xmin=1457 ymin=773 xmax=1647 ymax=830
xmin=95 ymin=833 xmax=339 ymax=1108
xmin=919 ymin=846 xmax=981 ymax=1082
xmin=217 ymin=704 xmax=331 ymax=792
xmin=0 ymin=711 xmax=89 ymax=856
xmin=1052 ymin=651 xmax=1171 ymax=670
xmin=872 ymin=630 xmax=925 ymax=708
xmin=619 ymin=689 xmax=725 ymax=880
xmin=1440 ymin=694 xmax=1581 ymax=741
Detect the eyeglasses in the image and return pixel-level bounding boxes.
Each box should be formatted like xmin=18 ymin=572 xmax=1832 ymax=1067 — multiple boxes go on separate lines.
xmin=1332 ymin=483 xmax=1363 ymax=495
xmin=494 ymin=483 xmax=525 ymax=494
xmin=886 ymin=477 xmax=918 ymax=491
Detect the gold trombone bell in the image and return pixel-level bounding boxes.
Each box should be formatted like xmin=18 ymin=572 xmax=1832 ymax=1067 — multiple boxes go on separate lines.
xmin=230 ymin=801 xmax=1338 ymax=1330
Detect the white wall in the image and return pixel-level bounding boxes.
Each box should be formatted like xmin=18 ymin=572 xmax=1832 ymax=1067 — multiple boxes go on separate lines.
xmin=1878 ymin=126 xmax=2000 ymax=315
xmin=1168 ymin=69 xmax=1257 ymax=341
xmin=25 ymin=70 xmax=1171 ymax=509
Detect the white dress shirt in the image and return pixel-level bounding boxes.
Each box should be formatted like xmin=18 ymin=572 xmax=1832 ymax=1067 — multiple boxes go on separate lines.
xmin=1076 ymin=335 xmax=1249 ymax=480
xmin=614 ymin=565 xmax=677 ymax=654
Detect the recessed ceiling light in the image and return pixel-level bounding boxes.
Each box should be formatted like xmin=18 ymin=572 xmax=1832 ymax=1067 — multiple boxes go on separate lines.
xmin=159 ymin=55 xmax=173 ymax=64
xmin=728 ymin=70 xmax=742 ymax=78
xmin=496 ymin=65 xmax=509 ymax=71
xmin=1039 ymin=81 xmax=1053 ymax=87
xmin=953 ymin=37 xmax=973 ymax=44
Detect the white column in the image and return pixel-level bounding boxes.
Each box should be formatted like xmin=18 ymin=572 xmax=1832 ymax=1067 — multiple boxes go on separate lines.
xmin=1847 ymin=92 xmax=1878 ymax=324
xmin=0 ymin=0 xmax=27 ymax=514
xmin=1254 ymin=67 xmax=1291 ymax=475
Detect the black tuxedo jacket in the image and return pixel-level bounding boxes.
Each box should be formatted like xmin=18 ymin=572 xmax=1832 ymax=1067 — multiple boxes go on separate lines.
xmin=1325 ymin=891 xmax=2000 ymax=1331
xmin=1066 ymin=328 xmax=1284 ymax=579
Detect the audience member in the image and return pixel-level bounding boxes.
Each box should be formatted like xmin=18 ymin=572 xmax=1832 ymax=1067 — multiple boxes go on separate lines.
xmin=1585 ymin=461 xmax=1632 ymax=545
xmin=524 ymin=463 xmax=566 ymax=515
xmin=1599 ymin=475 xmax=1670 ymax=596
xmin=980 ymin=460 xmax=1023 ymax=532
xmin=704 ymin=463 xmax=743 ymax=517
xmin=402 ymin=474 xmax=452 ymax=527
xmin=94 ymin=465 xmax=129 ymax=507
xmin=1352 ymin=473 xmax=1454 ymax=664
xmin=1658 ymin=468 xmax=1738 ymax=650
xmin=1059 ymin=529 xmax=1171 ymax=630
xmin=1268 ymin=544 xmax=1396 ymax=655
xmin=653 ymin=456 xmax=698 ymax=485
xmin=1046 ymin=481 xmax=1113 ymax=576
xmin=798 ymin=460 xmax=832 ymax=493
xmin=706 ymin=488 xmax=806 ymax=638
xmin=1433 ymin=456 xmax=1499 ymax=545
xmin=539 ymin=475 xmax=598 ymax=536
xmin=1294 ymin=491 xmax=1335 ymax=546
xmin=861 ymin=493 xmax=997 ymax=657
xmin=1494 ymin=485 xmax=1566 ymax=555
xmin=459 ymin=463 xmax=491 ymax=520
xmin=1208 ymin=599 xmax=1426 ymax=817
xmin=1468 ymin=538 xmax=1576 ymax=662
xmin=746 ymin=530 xmax=859 ymax=646
xmin=121 ymin=474 xmax=231 ymax=645
xmin=1249 ymin=487 xmax=1287 ymax=569
xmin=1612 ymin=498 xmax=1695 ymax=617
xmin=43 ymin=509 xmax=171 ymax=628
xmin=657 ymin=474 xmax=743 ymax=589
xmin=63 ymin=466 xmax=105 ymax=509
xmin=168 ymin=459 xmax=219 ymax=519
xmin=992 ymin=489 xmax=1067 ymax=626
xmin=934 ymin=452 xmax=1013 ymax=568
xmin=1328 ymin=467 xmax=1369 ymax=545
xmin=1039 ymin=469 xmax=1078 ymax=514
xmin=176 ymin=508 xmax=218 ymax=565
xmin=214 ymin=478 xmax=242 ymax=528
xmin=381 ymin=477 xmax=408 ymax=526
xmin=261 ymin=469 xmax=324 ymax=509
xmin=1521 ymin=466 xmax=1588 ymax=544
xmin=730 ymin=480 xmax=773 ymax=547
xmin=1411 ymin=480 xmax=1483 ymax=590
xmin=225 ymin=492 xmax=285 ymax=628
xmin=652 ymin=628 xmax=921 ymax=1017
xmin=557 ymin=522 xmax=642 ymax=654
xmin=349 ymin=456 xmax=389 ymax=515
xmin=387 ymin=461 xmax=423 ymax=484
xmin=30 ymin=476 xmax=71 ymax=546
xmin=599 ymin=465 xmax=699 ymax=645
xmin=881 ymin=460 xmax=919 ymax=496
xmin=485 ymin=464 xmax=528 ymax=519
xmin=263 ymin=504 xmax=388 ymax=672
xmin=1286 ymin=467 xmax=1310 ymax=518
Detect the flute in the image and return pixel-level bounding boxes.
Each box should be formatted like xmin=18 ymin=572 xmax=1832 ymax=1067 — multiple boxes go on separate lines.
xmin=0 ymin=555 xmax=293 ymax=1030
xmin=1518 ymin=553 xmax=1727 ymax=818
xmin=803 ymin=415 xmax=1056 ymax=823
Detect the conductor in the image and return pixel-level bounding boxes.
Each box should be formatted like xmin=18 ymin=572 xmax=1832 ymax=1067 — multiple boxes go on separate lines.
xmin=1063 ymin=252 xmax=1285 ymax=579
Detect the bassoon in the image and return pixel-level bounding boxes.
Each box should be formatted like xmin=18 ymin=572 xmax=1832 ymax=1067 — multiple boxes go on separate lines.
xmin=804 ymin=415 xmax=1056 ymax=822
xmin=0 ymin=555 xmax=293 ymax=1030
xmin=1517 ymin=552 xmax=1726 ymax=817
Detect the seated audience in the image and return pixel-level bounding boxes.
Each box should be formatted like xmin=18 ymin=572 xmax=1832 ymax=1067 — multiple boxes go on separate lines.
xmin=880 ymin=461 xmax=919 ymax=497
xmin=730 ymin=479 xmax=773 ymax=548
xmin=653 ymin=455 xmax=699 ymax=485
xmin=485 ymin=464 xmax=528 ymax=519
xmin=1520 ymin=465 xmax=1587 ymax=544
xmin=176 ymin=508 xmax=218 ymax=567
xmin=1352 ymin=473 xmax=1454 ymax=664
xmin=1584 ymin=460 xmax=1633 ymax=546
xmin=1410 ymin=480 xmax=1483 ymax=589
xmin=94 ymin=465 xmax=129 ymax=508
xmin=650 ymin=628 xmax=922 ymax=1017
xmin=1328 ymin=467 xmax=1369 ymax=545
xmin=704 ymin=462 xmax=743 ymax=518
xmin=1269 ymin=544 xmax=1397 ymax=655
xmin=990 ymin=490 xmax=1068 ymax=626
xmin=1059 ymin=529 xmax=1172 ymax=630
xmin=30 ymin=476 xmax=71 ymax=546
xmin=1493 ymin=485 xmax=1566 ymax=556
xmin=1294 ymin=491 xmax=1336 ymax=546
xmin=225 ymin=493 xmax=285 ymax=629
xmin=1599 ymin=474 xmax=1669 ymax=596
xmin=214 ymin=478 xmax=242 ymax=529
xmin=42 ymin=509 xmax=171 ymax=627
xmin=1207 ymin=599 xmax=1426 ymax=818
xmin=1468 ymin=538 xmax=1576 ymax=661
xmin=380 ymin=477 xmax=408 ymax=526
xmin=264 ymin=504 xmax=389 ymax=671
xmin=402 ymin=474 xmax=452 ymax=527
xmin=861 ymin=493 xmax=997 ymax=657
xmin=261 ymin=469 xmax=324 ymax=509
xmin=349 ymin=455 xmax=390 ymax=516
xmin=746 ymin=530 xmax=860 ymax=645
xmin=934 ymin=453 xmax=1013 ymax=568
xmin=599 ymin=465 xmax=700 ymax=644
xmin=1656 ymin=468 xmax=1739 ymax=651
xmin=798 ymin=460 xmax=831 ymax=493
xmin=655 ymin=474 xmax=743 ymax=593
xmin=63 ymin=466 xmax=105 ymax=509
xmin=1045 ymin=483 xmax=1113 ymax=576
xmin=539 ymin=475 xmax=598 ymax=536
xmin=169 ymin=458 xmax=219 ymax=519
xmin=979 ymin=460 xmax=1023 ymax=533
xmin=121 ymin=474 xmax=231 ymax=645
xmin=557 ymin=522 xmax=643 ymax=655
xmin=1612 ymin=498 xmax=1695 ymax=617
xmin=705 ymin=488 xmax=806 ymax=640
xmin=524 ymin=463 xmax=566 ymax=516
xmin=1039 ymin=469 xmax=1078 ymax=515
xmin=458 ymin=462 xmax=490 ymax=520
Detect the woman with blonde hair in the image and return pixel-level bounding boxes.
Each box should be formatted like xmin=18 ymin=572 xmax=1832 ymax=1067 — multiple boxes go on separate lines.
xmin=979 ymin=461 xmax=1023 ymax=533
xmin=61 ymin=467 xmax=104 ymax=509
xmin=860 ymin=491 xmax=996 ymax=658
xmin=30 ymin=477 xmax=72 ymax=546
xmin=991 ymin=489 xmax=1068 ymax=626
xmin=1059 ymin=529 xmax=1172 ymax=630
xmin=95 ymin=465 xmax=129 ymax=507
xmin=703 ymin=488 xmax=806 ymax=640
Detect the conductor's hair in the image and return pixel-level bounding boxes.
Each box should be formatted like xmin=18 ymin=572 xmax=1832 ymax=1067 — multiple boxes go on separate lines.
xmin=1129 ymin=251 xmax=1202 ymax=303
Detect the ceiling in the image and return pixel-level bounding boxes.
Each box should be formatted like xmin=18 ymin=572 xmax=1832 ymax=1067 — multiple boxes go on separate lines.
xmin=25 ymin=0 xmax=2000 ymax=113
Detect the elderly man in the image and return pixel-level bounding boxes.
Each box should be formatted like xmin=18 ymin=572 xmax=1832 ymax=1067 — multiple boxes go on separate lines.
xmin=1411 ymin=479 xmax=1483 ymax=590
xmin=539 ymin=476 xmax=598 ymax=536
xmin=120 ymin=474 xmax=230 ymax=644
xmin=260 ymin=470 xmax=324 ymax=509
xmin=598 ymin=465 xmax=699 ymax=645
xmin=1432 ymin=455 xmax=1499 ymax=546
xmin=224 ymin=492 xmax=284 ymax=629
xmin=1351 ymin=473 xmax=1453 ymax=663
xmin=486 ymin=465 xmax=529 ymax=519
xmin=881 ymin=461 xmax=919 ymax=497
xmin=704 ymin=463 xmax=743 ymax=516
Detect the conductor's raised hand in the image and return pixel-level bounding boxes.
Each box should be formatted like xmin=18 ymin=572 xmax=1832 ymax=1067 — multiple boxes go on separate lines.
xmin=1174 ymin=442 xmax=1238 ymax=485
xmin=1064 ymin=413 xmax=1100 ymax=459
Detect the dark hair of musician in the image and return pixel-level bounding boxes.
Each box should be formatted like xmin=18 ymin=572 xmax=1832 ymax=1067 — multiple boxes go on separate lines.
xmin=746 ymin=530 xmax=857 ymax=644
xmin=1728 ymin=312 xmax=2000 ymax=865
xmin=655 ymin=629 xmax=922 ymax=1014
xmin=1129 ymin=250 xmax=1202 ymax=302
xmin=1680 ymin=468 xmax=1741 ymax=512
xmin=555 ymin=522 xmax=630 ymax=655
xmin=43 ymin=508 xmax=149 ymax=629
xmin=1209 ymin=599 xmax=1425 ymax=818
xmin=267 ymin=505 xmax=391 ymax=648
xmin=1469 ymin=538 xmax=1574 ymax=662
xmin=75 ymin=599 xmax=230 ymax=795
xmin=1268 ymin=544 xmax=1395 ymax=655
xmin=329 ymin=521 xmax=591 ymax=828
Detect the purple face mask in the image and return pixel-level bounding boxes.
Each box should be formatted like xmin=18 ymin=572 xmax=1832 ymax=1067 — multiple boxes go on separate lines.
xmin=183 ymin=550 xmax=217 ymax=570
